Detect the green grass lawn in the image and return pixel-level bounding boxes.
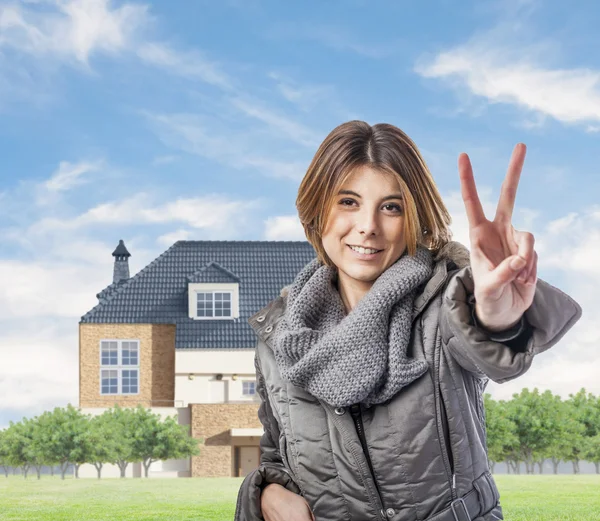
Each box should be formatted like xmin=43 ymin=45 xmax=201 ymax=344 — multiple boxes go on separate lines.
xmin=0 ymin=474 xmax=599 ymax=520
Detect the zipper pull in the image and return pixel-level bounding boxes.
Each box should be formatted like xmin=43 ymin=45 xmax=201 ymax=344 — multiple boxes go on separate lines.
xmin=452 ymin=473 xmax=456 ymax=490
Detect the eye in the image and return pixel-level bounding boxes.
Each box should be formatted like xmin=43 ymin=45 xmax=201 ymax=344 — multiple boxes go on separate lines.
xmin=383 ymin=203 xmax=403 ymax=213
xmin=339 ymin=198 xmax=356 ymax=206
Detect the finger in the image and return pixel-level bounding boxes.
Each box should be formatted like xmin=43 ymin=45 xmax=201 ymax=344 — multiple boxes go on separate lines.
xmin=494 ymin=143 xmax=526 ymax=224
xmin=518 ymin=248 xmax=535 ymax=283
xmin=458 ymin=152 xmax=487 ymax=229
xmin=514 ymin=231 xmax=535 ymax=283
xmin=526 ymin=251 xmax=538 ymax=285
xmin=491 ymin=254 xmax=528 ymax=289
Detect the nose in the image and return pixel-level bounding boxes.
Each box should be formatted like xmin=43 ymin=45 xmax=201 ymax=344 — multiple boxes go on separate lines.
xmin=355 ymin=208 xmax=379 ymax=236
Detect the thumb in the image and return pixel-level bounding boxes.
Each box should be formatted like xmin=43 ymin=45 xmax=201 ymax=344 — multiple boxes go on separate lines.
xmin=493 ymin=255 xmax=526 ymax=286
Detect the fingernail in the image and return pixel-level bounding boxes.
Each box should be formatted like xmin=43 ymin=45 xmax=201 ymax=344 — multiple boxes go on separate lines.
xmin=511 ymin=257 xmax=526 ymax=270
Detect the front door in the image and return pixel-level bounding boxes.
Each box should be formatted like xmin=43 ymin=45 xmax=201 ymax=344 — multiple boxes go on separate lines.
xmin=239 ymin=446 xmax=260 ymax=477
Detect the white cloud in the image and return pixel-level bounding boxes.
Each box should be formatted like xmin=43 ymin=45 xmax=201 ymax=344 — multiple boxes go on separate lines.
xmin=145 ymin=111 xmax=307 ymax=181
xmin=0 ymin=259 xmax=109 ymax=318
xmin=0 ymin=0 xmax=148 ymax=64
xmin=44 ymin=160 xmax=102 ymax=192
xmin=229 ymin=96 xmax=321 ymax=148
xmin=267 ymin=71 xmax=335 ymax=112
xmin=537 ymin=209 xmax=600 ymax=281
xmin=157 ymin=229 xmax=193 ymax=247
xmin=137 ymin=42 xmax=233 ymax=90
xmin=0 ymin=2 xmax=335 ymax=178
xmin=0 ymin=0 xmax=238 ymax=98
xmin=263 ymin=215 xmax=306 ymax=240
xmin=0 ymin=317 xmax=78 ymax=411
xmin=415 ymin=29 xmax=600 ymax=128
xmin=266 ymin=71 xmax=359 ymax=124
xmin=28 ymin=191 xmax=263 ymax=235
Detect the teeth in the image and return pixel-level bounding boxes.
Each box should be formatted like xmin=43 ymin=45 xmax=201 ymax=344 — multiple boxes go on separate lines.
xmin=350 ymin=245 xmax=380 ymax=254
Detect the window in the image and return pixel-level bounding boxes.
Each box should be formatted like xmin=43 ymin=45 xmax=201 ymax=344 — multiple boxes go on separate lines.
xmin=100 ymin=340 xmax=139 ymax=395
xmin=197 ymin=291 xmax=232 ymax=318
xmin=188 ymin=283 xmax=238 ymax=320
xmin=242 ymin=381 xmax=256 ymax=396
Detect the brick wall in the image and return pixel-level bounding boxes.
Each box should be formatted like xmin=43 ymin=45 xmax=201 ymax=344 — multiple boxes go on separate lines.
xmin=79 ymin=323 xmax=176 ymax=408
xmin=190 ymin=403 xmax=261 ymax=477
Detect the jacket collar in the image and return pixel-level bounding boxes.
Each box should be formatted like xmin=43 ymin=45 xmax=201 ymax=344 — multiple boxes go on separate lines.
xmin=248 ymin=241 xmax=471 ymax=344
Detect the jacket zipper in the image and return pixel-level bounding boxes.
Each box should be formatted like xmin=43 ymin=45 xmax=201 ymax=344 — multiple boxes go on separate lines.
xmin=349 ymin=404 xmax=387 ymax=521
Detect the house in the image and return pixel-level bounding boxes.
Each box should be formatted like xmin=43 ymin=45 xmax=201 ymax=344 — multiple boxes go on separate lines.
xmin=78 ymin=239 xmax=316 ymax=478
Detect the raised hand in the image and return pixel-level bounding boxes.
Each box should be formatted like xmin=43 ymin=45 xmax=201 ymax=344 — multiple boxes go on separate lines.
xmin=458 ymin=143 xmax=537 ymax=332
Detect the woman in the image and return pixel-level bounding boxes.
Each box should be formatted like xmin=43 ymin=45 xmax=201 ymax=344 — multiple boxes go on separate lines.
xmin=234 ymin=121 xmax=582 ymax=521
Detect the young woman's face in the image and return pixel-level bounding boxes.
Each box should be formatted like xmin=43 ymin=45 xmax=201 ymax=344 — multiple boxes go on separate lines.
xmin=321 ymin=165 xmax=408 ymax=288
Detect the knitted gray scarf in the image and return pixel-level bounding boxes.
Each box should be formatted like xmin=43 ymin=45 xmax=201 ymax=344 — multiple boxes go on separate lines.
xmin=272 ymin=245 xmax=434 ymax=408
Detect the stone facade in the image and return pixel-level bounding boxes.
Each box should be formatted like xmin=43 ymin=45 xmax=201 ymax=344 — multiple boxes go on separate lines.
xmin=190 ymin=403 xmax=261 ymax=477
xmin=79 ymin=323 xmax=176 ymax=408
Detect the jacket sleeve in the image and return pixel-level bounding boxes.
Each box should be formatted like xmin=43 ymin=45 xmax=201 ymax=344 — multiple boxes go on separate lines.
xmin=234 ymin=349 xmax=301 ymax=521
xmin=439 ymin=265 xmax=583 ymax=383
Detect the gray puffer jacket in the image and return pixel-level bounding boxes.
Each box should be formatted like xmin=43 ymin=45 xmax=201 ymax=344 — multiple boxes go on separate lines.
xmin=234 ymin=241 xmax=582 ymax=521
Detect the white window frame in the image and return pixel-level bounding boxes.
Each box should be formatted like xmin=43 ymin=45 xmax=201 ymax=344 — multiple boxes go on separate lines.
xmin=195 ymin=290 xmax=233 ymax=319
xmin=99 ymin=339 xmax=140 ymax=395
xmin=242 ymin=380 xmax=256 ymax=396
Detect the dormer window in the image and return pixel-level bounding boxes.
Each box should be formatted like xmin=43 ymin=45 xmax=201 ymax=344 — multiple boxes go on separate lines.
xmin=197 ymin=291 xmax=232 ymax=318
xmin=187 ymin=262 xmax=240 ymax=320
xmin=188 ymin=283 xmax=239 ymax=320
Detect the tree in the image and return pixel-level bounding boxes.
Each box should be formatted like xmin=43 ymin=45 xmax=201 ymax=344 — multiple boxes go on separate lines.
xmin=3 ymin=421 xmax=32 ymax=478
xmin=0 ymin=428 xmax=11 ymax=478
xmin=484 ymin=394 xmax=518 ymax=473
xmin=564 ymin=389 xmax=598 ymax=474
xmin=100 ymin=405 xmax=136 ymax=478
xmin=506 ymin=388 xmax=564 ymax=474
xmin=582 ymin=433 xmax=600 ymax=474
xmin=544 ymin=398 xmax=585 ymax=474
xmin=577 ymin=392 xmax=600 ymax=473
xmin=42 ymin=404 xmax=90 ymax=479
xmin=86 ymin=414 xmax=116 ymax=479
xmin=68 ymin=412 xmax=98 ymax=479
xmin=26 ymin=416 xmax=53 ymax=479
xmin=128 ymin=405 xmax=201 ymax=478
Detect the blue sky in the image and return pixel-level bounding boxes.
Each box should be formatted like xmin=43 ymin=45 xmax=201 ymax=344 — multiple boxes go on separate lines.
xmin=0 ymin=0 xmax=599 ymax=429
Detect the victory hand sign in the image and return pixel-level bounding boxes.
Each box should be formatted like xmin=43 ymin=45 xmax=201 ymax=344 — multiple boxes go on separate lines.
xmin=459 ymin=143 xmax=537 ymax=333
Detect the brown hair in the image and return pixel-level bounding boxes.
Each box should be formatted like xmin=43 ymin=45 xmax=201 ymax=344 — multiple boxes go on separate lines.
xmin=296 ymin=120 xmax=452 ymax=267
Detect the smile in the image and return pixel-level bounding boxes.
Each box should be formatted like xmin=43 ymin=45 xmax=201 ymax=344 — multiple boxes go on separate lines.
xmin=347 ymin=244 xmax=383 ymax=258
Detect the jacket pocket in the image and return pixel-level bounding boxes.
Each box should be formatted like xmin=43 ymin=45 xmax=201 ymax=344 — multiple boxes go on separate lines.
xmin=438 ymin=390 xmax=455 ymax=476
xmin=433 ymin=324 xmax=456 ymax=499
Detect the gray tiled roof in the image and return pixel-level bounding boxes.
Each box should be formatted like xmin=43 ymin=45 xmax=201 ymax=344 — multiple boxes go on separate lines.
xmin=80 ymin=241 xmax=317 ymax=349
xmin=186 ymin=261 xmax=240 ymax=283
